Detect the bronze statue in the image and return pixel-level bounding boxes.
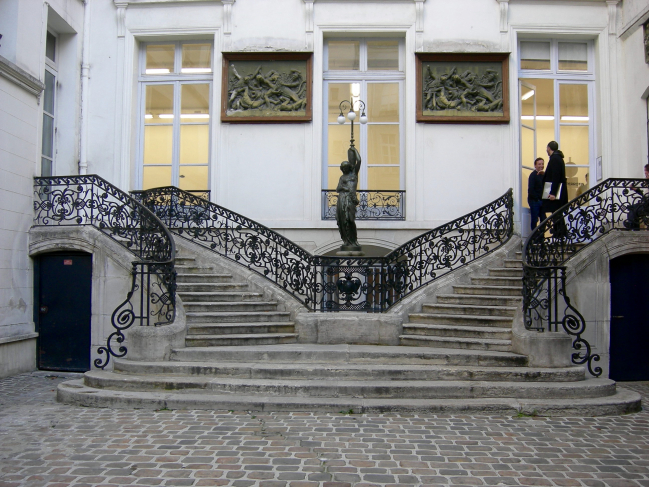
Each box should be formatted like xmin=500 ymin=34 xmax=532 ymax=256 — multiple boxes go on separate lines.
xmin=336 ymin=146 xmax=362 ymax=250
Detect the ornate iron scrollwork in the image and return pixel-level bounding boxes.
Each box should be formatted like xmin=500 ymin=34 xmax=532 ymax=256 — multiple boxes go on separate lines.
xmin=523 ymin=178 xmax=649 ymax=377
xmin=137 ymin=186 xmax=513 ymax=313
xmin=34 ymin=175 xmax=176 ymax=369
xmin=322 ymin=190 xmax=405 ymax=220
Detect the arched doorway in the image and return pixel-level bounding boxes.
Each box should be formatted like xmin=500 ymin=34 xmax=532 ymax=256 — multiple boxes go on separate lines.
xmin=35 ymin=251 xmax=92 ymax=371
xmin=609 ymin=253 xmax=649 ymax=381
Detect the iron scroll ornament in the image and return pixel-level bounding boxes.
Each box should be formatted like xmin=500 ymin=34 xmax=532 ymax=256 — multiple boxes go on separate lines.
xmin=523 ymin=178 xmax=649 ymax=377
xmin=33 ymin=175 xmax=176 ymax=369
xmin=137 ymin=187 xmax=513 ymax=312
xmin=322 ymin=190 xmax=405 ymax=220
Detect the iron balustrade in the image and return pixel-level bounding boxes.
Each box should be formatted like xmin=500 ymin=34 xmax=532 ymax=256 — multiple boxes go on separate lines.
xmin=33 ymin=175 xmax=176 ymax=369
xmin=132 ymin=189 xmax=211 ymax=203
xmin=137 ymin=186 xmax=513 ymax=312
xmin=523 ymin=178 xmax=649 ymax=377
xmin=321 ymin=190 xmax=405 ymax=220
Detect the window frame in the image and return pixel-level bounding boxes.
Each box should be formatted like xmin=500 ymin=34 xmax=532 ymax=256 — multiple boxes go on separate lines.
xmin=518 ymin=38 xmax=596 ymax=210
xmin=41 ymin=30 xmax=58 ymax=177
xmin=136 ymin=40 xmax=214 ymax=191
xmin=323 ymin=37 xmax=406 ymax=192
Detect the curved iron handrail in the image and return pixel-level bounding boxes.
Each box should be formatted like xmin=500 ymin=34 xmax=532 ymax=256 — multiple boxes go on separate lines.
xmin=137 ymin=187 xmax=513 ymax=312
xmin=33 ymin=175 xmax=176 ymax=369
xmin=522 ymin=178 xmax=649 ymax=377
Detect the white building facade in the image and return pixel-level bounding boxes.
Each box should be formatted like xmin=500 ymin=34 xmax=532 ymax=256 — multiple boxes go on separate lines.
xmin=1 ymin=0 xmax=649 ymax=377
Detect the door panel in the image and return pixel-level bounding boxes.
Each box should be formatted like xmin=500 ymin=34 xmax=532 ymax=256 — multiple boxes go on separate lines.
xmin=609 ymin=254 xmax=649 ymax=381
xmin=37 ymin=252 xmax=92 ymax=371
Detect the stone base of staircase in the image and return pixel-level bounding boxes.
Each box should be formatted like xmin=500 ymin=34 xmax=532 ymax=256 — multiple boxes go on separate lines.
xmin=58 ymin=345 xmax=642 ymax=416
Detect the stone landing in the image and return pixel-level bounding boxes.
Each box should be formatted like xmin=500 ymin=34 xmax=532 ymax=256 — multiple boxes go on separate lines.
xmin=57 ymin=344 xmax=641 ymax=416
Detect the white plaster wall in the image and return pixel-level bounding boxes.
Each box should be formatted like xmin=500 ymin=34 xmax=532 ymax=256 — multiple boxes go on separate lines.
xmin=0 ymin=0 xmax=83 ymax=377
xmin=620 ymin=26 xmax=649 ymax=176
xmin=0 ymin=80 xmax=37 ymax=341
xmin=75 ymin=0 xmax=643 ymax=243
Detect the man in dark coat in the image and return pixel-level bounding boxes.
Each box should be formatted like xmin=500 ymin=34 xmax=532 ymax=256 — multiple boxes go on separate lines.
xmin=528 ymin=157 xmax=546 ymax=230
xmin=542 ymin=141 xmax=569 ymax=238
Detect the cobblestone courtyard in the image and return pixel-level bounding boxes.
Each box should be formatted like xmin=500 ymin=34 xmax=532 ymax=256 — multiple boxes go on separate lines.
xmin=0 ymin=373 xmax=647 ymax=487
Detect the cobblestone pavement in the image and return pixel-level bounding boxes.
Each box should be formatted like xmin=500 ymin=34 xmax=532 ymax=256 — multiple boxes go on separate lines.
xmin=0 ymin=372 xmax=648 ymax=487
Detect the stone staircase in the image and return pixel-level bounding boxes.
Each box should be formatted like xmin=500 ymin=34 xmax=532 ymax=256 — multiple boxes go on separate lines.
xmin=57 ymin=248 xmax=642 ymax=416
xmin=400 ymin=254 xmax=523 ymax=351
xmin=175 ymin=253 xmax=298 ymax=347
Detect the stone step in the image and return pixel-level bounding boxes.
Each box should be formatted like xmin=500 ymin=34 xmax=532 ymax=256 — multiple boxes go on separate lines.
xmin=80 ymin=372 xmax=616 ymax=400
xmin=504 ymin=259 xmax=523 ymax=268
xmin=185 ymin=311 xmax=291 ymax=323
xmin=436 ymin=294 xmax=523 ymax=307
xmin=453 ymin=285 xmax=522 ymax=297
xmin=183 ymin=301 xmax=279 ymax=312
xmin=174 ymin=257 xmax=196 ymax=264
xmin=402 ymin=323 xmax=512 ymax=340
xmin=408 ymin=313 xmax=513 ymax=328
xmin=176 ymin=273 xmax=233 ymax=283
xmin=58 ymin=380 xmax=641 ymax=416
xmin=177 ymin=291 xmax=265 ymax=303
xmin=421 ymin=303 xmax=517 ymax=317
xmin=185 ymin=333 xmax=298 ymax=347
xmin=400 ymin=335 xmax=511 ymax=352
xmin=471 ymin=276 xmax=523 ymax=287
xmin=488 ymin=267 xmax=524 ymax=277
xmin=187 ymin=322 xmax=295 ymax=335
xmin=169 ymin=344 xmax=529 ymax=367
xmin=176 ymin=282 xmax=249 ymax=292
xmin=174 ymin=265 xmax=215 ymax=274
xmin=112 ymin=358 xmax=585 ymax=382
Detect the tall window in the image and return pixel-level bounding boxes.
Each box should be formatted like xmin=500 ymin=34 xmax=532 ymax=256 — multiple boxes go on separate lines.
xmin=139 ymin=41 xmax=212 ymax=190
xmin=41 ymin=31 xmax=57 ymax=177
xmin=519 ymin=40 xmax=595 ymax=207
xmin=323 ymin=38 xmax=404 ymax=191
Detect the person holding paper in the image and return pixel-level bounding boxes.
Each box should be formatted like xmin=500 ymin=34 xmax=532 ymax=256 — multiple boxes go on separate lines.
xmin=542 ymin=141 xmax=569 ymax=238
xmin=528 ymin=157 xmax=546 ymax=230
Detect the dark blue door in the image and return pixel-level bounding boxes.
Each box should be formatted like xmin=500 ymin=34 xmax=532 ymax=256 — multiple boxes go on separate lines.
xmin=37 ymin=252 xmax=92 ymax=371
xmin=609 ymin=253 xmax=649 ymax=381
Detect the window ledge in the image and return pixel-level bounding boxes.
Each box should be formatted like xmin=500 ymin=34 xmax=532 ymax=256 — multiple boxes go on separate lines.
xmin=0 ymin=55 xmax=45 ymax=98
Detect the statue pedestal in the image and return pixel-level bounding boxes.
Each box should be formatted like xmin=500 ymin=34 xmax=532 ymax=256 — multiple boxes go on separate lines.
xmin=336 ymin=250 xmax=365 ymax=257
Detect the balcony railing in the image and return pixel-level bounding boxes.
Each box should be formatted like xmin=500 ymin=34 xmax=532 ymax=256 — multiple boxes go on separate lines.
xmin=322 ymin=190 xmax=405 ymax=220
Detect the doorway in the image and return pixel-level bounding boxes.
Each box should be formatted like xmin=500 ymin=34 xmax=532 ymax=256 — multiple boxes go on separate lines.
xmin=609 ymin=253 xmax=649 ymax=381
xmin=35 ymin=252 xmax=92 ymax=371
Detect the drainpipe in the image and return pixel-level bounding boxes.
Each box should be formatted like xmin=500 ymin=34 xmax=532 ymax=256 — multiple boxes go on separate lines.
xmin=78 ymin=0 xmax=90 ymax=175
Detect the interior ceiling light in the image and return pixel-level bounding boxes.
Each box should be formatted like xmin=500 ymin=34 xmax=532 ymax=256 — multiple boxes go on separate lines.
xmin=145 ymin=68 xmax=170 ymax=74
xmin=521 ymin=90 xmax=535 ymax=101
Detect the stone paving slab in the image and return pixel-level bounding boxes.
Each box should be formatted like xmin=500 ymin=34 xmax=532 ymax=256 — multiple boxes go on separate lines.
xmin=0 ymin=371 xmax=648 ymax=487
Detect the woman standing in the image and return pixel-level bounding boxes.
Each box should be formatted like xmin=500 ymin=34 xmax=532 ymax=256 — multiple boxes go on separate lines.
xmin=542 ymin=141 xmax=569 ymax=238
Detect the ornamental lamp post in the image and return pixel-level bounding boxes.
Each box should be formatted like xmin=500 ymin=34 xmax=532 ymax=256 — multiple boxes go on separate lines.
xmin=337 ymin=99 xmax=368 ymax=149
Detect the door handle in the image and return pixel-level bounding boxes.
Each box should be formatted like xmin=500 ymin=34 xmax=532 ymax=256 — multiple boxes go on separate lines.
xmin=611 ymin=316 xmax=624 ymax=319
xmin=39 ymin=306 xmax=48 ymax=314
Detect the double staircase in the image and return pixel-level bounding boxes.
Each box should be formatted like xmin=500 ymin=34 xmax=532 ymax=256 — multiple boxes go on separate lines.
xmin=57 ymin=247 xmax=642 ymax=416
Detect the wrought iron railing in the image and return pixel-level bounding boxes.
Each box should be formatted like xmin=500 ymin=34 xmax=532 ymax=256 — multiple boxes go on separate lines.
xmin=322 ymin=190 xmax=405 ymax=220
xmin=132 ymin=189 xmax=210 ymax=202
xmin=138 ymin=186 xmax=513 ymax=312
xmin=523 ymin=178 xmax=649 ymax=377
xmin=33 ymin=175 xmax=176 ymax=369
